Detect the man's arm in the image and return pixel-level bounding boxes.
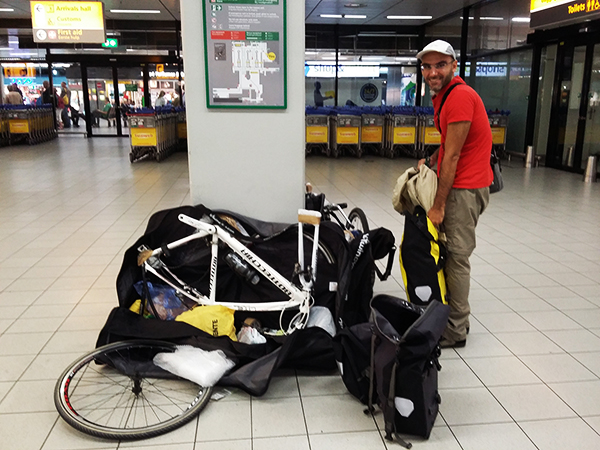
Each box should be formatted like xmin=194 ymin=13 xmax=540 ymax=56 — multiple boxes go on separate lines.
xmin=427 ymin=121 xmax=471 ymax=227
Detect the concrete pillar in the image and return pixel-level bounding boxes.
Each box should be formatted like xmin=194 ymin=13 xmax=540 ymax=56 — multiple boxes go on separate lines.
xmin=180 ymin=0 xmax=305 ymax=223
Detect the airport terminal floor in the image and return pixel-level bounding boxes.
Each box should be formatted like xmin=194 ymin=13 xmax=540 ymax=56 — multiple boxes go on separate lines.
xmin=1 ymin=136 xmax=600 ymax=450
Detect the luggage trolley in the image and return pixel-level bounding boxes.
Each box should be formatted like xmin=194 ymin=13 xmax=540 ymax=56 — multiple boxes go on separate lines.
xmin=305 ymin=107 xmax=331 ymax=156
xmin=7 ymin=105 xmax=31 ymax=145
xmin=330 ymin=107 xmax=362 ymax=158
xmin=155 ymin=106 xmax=178 ymax=161
xmin=128 ymin=108 xmax=158 ymax=162
xmin=386 ymin=106 xmax=418 ymax=159
xmin=488 ymin=109 xmax=509 ymax=159
xmin=176 ymin=107 xmax=187 ymax=152
xmin=417 ymin=107 xmax=440 ymax=159
xmin=360 ymin=106 xmax=386 ymax=157
xmin=0 ymin=106 xmax=9 ymax=147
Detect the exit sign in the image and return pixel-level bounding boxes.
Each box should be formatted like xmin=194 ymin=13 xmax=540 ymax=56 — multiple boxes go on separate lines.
xmin=102 ymin=38 xmax=118 ymax=48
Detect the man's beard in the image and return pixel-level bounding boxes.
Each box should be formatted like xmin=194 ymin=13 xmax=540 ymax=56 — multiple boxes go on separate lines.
xmin=427 ymin=71 xmax=454 ymax=94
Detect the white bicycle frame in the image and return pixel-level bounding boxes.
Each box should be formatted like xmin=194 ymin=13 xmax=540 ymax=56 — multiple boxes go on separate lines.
xmin=138 ymin=209 xmax=322 ymax=332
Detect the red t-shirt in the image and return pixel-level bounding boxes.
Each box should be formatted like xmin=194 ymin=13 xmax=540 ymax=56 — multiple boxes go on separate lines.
xmin=432 ymin=76 xmax=493 ymax=189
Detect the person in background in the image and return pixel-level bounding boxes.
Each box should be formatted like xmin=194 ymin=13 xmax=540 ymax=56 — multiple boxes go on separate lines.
xmin=60 ymin=82 xmax=72 ymax=128
xmin=55 ymin=87 xmax=64 ymax=128
xmin=313 ymin=81 xmax=333 ymax=107
xmin=12 ymin=83 xmax=24 ymax=101
xmin=155 ymin=90 xmax=167 ymax=107
xmin=4 ymin=84 xmax=23 ymax=105
xmin=416 ymin=40 xmax=492 ymax=349
xmin=42 ymin=80 xmax=54 ymax=105
xmin=92 ymin=99 xmax=113 ymax=126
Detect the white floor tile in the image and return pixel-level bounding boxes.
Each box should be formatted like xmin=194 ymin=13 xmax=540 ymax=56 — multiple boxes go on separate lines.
xmin=0 ymin=379 xmax=56 ymax=413
xmin=474 ymin=312 xmax=537 ymax=333
xmin=494 ymin=331 xmax=564 ymax=356
xmin=465 ymin=356 xmax=540 ymax=386
xmin=195 ymin=400 xmax=251 ymax=442
xmin=519 ymin=310 xmax=583 ymax=331
xmin=438 ymin=358 xmax=483 ymax=389
xmin=41 ymin=418 xmax=119 ymax=449
xmin=0 ymin=412 xmax=58 ymax=450
xmin=549 ymin=380 xmax=600 ymax=416
xmin=520 ymin=353 xmax=597 ymax=383
xmin=297 ymin=372 xmax=348 ymax=396
xmin=520 ymin=417 xmax=600 ymax=450
xmin=195 ymin=440 xmax=250 ymax=450
xmin=253 ymin=435 xmax=309 ymax=450
xmin=544 ymin=329 xmax=600 ymax=352
xmin=490 ymin=384 xmax=576 ymax=421
xmin=439 ymin=387 xmax=512 ymax=426
xmin=302 ymin=394 xmax=378 ymax=434
xmin=252 ymin=396 xmax=306 ymax=437
xmin=452 ymin=422 xmax=538 ymax=450
xmin=309 ymin=431 xmax=388 ymax=450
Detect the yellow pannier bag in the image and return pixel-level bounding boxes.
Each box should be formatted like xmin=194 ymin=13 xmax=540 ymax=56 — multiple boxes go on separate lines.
xmin=175 ymin=305 xmax=238 ymax=341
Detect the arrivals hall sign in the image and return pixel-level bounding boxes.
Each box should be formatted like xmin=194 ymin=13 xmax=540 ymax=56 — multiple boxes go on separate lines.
xmin=531 ymin=0 xmax=600 ymax=29
xmin=31 ymin=1 xmax=105 ymax=44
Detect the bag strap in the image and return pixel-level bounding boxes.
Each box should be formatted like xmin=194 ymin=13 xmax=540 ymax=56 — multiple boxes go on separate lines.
xmin=375 ymin=245 xmax=396 ymax=281
xmin=435 ymin=81 xmax=465 ymax=133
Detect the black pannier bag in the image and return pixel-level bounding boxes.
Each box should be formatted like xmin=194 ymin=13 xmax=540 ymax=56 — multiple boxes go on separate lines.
xmin=338 ymin=228 xmax=396 ymax=329
xmin=332 ymin=322 xmax=375 ymax=405
xmin=399 ymin=205 xmax=448 ymax=306
xmin=369 ymin=294 xmax=449 ymax=447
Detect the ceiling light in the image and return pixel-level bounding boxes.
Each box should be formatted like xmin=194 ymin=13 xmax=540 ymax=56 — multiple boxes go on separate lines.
xmin=344 ymin=14 xmax=367 ymax=19
xmin=387 ymin=15 xmax=432 ymax=20
xmin=344 ymin=3 xmax=366 ymax=7
xmin=110 ymin=9 xmax=161 ymax=14
xmin=0 ymin=8 xmax=14 ymax=12
xmin=512 ymin=17 xmax=531 ymax=22
xmin=320 ymin=14 xmax=343 ymax=18
xmin=461 ymin=16 xmax=504 ymax=20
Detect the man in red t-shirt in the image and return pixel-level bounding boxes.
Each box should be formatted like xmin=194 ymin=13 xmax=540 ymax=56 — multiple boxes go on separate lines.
xmin=417 ymin=40 xmax=492 ymax=348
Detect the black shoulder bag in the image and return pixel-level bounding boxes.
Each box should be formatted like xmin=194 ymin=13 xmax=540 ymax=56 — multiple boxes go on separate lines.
xmin=436 ymin=82 xmax=503 ymax=194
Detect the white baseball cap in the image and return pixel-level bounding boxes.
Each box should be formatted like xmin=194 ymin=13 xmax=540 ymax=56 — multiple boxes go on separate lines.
xmin=417 ymin=40 xmax=457 ymax=61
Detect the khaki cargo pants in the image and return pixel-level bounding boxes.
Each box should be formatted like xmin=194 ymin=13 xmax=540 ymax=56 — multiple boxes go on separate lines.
xmin=442 ymin=187 xmax=489 ymax=342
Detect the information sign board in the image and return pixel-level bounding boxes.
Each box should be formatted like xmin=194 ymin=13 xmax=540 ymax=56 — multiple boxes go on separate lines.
xmin=530 ymin=0 xmax=600 ymax=29
xmin=30 ymin=1 xmax=105 ymax=44
xmin=202 ymin=0 xmax=286 ymax=109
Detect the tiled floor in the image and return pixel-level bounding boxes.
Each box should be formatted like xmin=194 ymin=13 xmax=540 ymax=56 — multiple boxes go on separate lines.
xmin=1 ymin=136 xmax=600 ymax=449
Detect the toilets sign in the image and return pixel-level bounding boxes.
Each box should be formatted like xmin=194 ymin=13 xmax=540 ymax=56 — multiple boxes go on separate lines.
xmin=530 ymin=0 xmax=600 ymax=29
xmin=30 ymin=1 xmax=106 ymax=44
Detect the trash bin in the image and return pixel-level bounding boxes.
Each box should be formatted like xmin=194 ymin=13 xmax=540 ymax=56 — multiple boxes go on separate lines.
xmin=583 ymin=155 xmax=598 ymax=183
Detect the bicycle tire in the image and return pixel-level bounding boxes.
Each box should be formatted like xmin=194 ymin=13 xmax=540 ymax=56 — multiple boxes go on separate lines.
xmin=54 ymin=340 xmax=213 ymax=441
xmin=348 ymin=207 xmax=370 ymax=233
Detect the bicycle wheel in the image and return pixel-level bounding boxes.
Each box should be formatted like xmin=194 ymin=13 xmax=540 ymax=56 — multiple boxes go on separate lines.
xmin=54 ymin=340 xmax=213 ymax=440
xmin=348 ymin=207 xmax=370 ymax=233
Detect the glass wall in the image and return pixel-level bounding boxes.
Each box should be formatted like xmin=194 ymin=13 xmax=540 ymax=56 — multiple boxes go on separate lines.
xmin=533 ymin=45 xmax=557 ymax=163
xmin=304 ymin=63 xmax=417 ymax=108
xmin=469 ymin=49 xmax=533 ymax=154
xmin=2 ymin=62 xmax=50 ymax=105
xmin=581 ymin=44 xmax=600 ymax=170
